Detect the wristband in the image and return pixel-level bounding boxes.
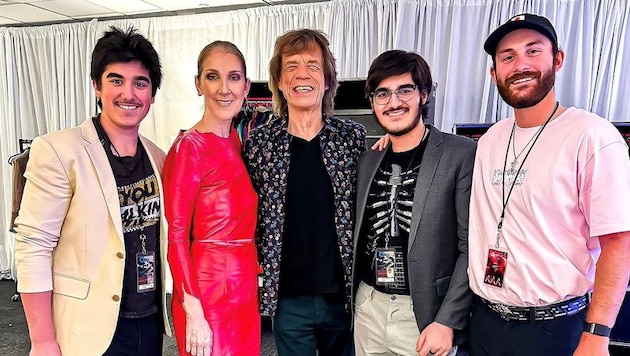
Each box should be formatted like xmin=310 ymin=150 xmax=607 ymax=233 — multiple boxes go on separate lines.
xmin=584 ymin=322 xmax=611 ymax=337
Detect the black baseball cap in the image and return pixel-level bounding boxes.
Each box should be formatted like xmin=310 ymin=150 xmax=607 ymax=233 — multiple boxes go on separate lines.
xmin=484 ymin=13 xmax=558 ymax=56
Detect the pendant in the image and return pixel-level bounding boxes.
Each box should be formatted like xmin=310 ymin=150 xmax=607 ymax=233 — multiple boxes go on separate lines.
xmin=510 ymin=159 xmax=518 ymax=171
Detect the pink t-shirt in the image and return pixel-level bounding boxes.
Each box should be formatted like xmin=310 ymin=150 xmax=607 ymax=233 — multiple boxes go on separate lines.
xmin=468 ymin=107 xmax=630 ymax=306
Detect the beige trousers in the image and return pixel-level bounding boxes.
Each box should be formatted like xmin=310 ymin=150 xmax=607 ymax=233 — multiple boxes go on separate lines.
xmin=353 ymin=282 xmax=457 ymax=356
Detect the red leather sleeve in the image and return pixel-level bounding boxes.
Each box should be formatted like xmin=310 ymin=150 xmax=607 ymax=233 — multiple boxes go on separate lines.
xmin=163 ymin=135 xmax=202 ymax=302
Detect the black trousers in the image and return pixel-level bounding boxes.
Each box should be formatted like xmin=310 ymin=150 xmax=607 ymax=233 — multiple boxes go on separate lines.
xmin=102 ymin=313 xmax=163 ymax=356
xmin=273 ymin=294 xmax=353 ymax=356
xmin=469 ymin=298 xmax=586 ymax=356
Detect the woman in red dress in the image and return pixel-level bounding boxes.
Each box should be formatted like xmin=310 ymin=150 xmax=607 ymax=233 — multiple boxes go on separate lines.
xmin=163 ymin=41 xmax=259 ymax=356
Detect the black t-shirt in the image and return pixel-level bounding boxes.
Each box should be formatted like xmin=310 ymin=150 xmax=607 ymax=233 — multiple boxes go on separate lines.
xmin=357 ymin=131 xmax=429 ymax=295
xmin=94 ymin=117 xmax=161 ymax=318
xmin=279 ymin=135 xmax=344 ymax=297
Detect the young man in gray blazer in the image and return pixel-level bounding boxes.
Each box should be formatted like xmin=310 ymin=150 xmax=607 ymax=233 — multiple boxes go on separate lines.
xmin=352 ymin=50 xmax=475 ymax=356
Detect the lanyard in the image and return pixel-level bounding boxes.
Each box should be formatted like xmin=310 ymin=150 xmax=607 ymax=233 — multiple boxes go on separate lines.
xmin=95 ymin=118 xmax=149 ymax=253
xmin=496 ymin=101 xmax=559 ymax=248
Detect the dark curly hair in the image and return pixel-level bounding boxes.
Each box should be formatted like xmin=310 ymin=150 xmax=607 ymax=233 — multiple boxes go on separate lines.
xmin=366 ymin=50 xmax=433 ymax=120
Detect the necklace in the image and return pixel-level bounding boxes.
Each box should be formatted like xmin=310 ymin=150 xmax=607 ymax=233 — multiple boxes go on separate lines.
xmin=496 ymin=101 xmax=559 ymax=248
xmin=401 ymin=125 xmax=430 ymax=173
xmin=510 ymin=127 xmax=541 ymax=171
xmin=111 ymin=141 xmax=149 ymax=246
xmin=383 ymin=125 xmax=430 ymax=178
xmin=383 ymin=125 xmax=429 ymax=244
xmin=510 ymin=128 xmax=543 ymax=171
xmin=110 ymin=142 xmax=130 ymax=173
xmin=508 ymin=104 xmax=559 ymax=171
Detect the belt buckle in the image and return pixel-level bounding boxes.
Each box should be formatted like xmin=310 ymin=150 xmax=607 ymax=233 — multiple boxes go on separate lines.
xmin=494 ymin=303 xmax=516 ymax=321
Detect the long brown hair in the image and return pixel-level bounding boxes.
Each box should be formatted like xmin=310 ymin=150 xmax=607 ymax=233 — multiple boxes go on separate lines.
xmin=268 ymin=29 xmax=338 ymax=118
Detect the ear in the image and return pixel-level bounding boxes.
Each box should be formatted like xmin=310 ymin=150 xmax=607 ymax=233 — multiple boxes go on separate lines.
xmin=420 ymin=91 xmax=428 ymax=106
xmin=194 ymin=75 xmax=202 ymax=96
xmin=244 ymin=78 xmax=251 ymax=97
xmin=553 ymin=49 xmax=565 ymax=72
xmin=277 ymin=77 xmax=286 ymax=94
xmin=92 ymin=79 xmax=102 ymax=98
xmin=490 ymin=66 xmax=498 ymax=85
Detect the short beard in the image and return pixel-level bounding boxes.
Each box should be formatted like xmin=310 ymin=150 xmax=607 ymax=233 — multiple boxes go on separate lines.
xmin=497 ymin=63 xmax=556 ymax=109
xmin=377 ymin=109 xmax=422 ymax=137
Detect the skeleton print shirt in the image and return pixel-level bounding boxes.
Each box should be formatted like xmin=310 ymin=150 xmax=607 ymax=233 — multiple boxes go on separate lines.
xmin=358 ymin=136 xmax=429 ymax=295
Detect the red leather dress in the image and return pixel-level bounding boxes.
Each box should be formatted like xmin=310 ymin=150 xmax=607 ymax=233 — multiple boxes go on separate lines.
xmin=163 ymin=129 xmax=259 ymax=356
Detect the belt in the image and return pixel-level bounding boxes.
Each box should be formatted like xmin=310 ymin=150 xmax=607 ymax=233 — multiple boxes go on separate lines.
xmin=479 ymin=295 xmax=589 ymax=322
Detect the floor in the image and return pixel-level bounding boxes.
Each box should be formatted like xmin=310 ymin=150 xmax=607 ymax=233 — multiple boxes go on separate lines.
xmin=0 ymin=279 xmax=278 ymax=356
xmin=1 ymin=278 xmax=629 ymax=355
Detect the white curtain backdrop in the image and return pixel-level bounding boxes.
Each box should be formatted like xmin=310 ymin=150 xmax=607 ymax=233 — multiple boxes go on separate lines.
xmin=0 ymin=21 xmax=96 ymax=278
xmin=1 ymin=0 xmax=629 ymax=276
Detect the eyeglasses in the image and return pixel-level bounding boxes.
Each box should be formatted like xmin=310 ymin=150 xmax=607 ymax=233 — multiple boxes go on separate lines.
xmin=370 ymin=84 xmax=418 ymax=105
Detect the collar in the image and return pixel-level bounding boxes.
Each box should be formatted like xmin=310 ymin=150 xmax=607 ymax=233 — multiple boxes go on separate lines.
xmin=269 ymin=114 xmax=339 ymax=141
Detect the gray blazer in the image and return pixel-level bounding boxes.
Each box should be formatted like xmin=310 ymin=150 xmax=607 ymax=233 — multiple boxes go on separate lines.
xmin=351 ymin=125 xmax=476 ymax=346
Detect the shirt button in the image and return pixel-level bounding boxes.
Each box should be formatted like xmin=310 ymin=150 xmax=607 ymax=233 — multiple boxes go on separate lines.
xmin=112 ymin=295 xmax=120 ymax=302
xmin=116 ymin=252 xmax=124 ymax=259
xmin=391 ymin=295 xmax=397 ymax=300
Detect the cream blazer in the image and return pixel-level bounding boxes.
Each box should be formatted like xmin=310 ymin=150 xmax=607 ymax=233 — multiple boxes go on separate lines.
xmin=14 ymin=118 xmax=171 ymax=356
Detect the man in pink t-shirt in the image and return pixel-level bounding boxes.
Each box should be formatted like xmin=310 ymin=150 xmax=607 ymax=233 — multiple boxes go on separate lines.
xmin=468 ymin=13 xmax=630 ymax=356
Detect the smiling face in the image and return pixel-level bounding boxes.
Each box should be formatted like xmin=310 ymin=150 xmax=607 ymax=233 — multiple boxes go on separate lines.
xmin=491 ymin=28 xmax=562 ymax=109
xmin=93 ymin=60 xmax=154 ymax=134
xmin=371 ymin=72 xmax=426 ymax=137
xmin=195 ymin=49 xmax=250 ymax=123
xmin=278 ymin=43 xmax=328 ymax=115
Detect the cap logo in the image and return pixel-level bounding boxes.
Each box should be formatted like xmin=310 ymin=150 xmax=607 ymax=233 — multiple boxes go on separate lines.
xmin=510 ymin=15 xmax=526 ymax=21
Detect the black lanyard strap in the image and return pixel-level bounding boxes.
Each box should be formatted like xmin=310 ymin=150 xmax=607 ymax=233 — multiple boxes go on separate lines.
xmin=496 ymin=101 xmax=559 ymax=248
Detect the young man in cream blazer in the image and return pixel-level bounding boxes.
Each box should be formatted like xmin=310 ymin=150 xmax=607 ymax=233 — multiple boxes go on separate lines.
xmin=14 ymin=27 xmax=171 ymax=356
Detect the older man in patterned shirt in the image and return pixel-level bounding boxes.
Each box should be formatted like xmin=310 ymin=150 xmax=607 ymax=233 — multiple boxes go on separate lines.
xmin=244 ymin=29 xmax=366 ymax=356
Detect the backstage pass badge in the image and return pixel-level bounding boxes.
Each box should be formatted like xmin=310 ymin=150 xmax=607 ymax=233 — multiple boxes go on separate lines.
xmin=375 ymin=248 xmax=396 ymax=284
xmin=484 ymin=248 xmax=508 ymax=288
xmin=136 ymin=251 xmax=156 ymax=293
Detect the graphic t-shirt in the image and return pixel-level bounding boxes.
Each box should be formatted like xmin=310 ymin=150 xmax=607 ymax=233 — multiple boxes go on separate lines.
xmin=358 ymin=135 xmax=429 ymax=295
xmin=94 ymin=117 xmax=161 ymax=318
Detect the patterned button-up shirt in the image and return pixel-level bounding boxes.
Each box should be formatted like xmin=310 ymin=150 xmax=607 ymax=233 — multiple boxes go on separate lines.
xmin=244 ymin=115 xmax=366 ymax=316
